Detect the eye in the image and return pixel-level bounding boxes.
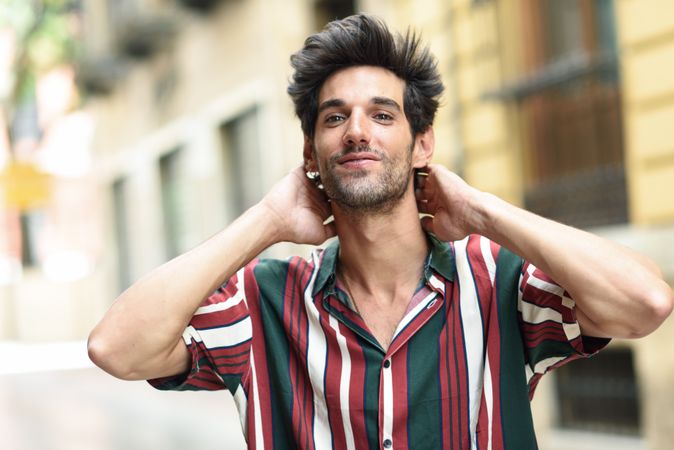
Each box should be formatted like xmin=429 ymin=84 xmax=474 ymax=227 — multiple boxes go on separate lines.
xmin=374 ymin=112 xmax=394 ymax=121
xmin=325 ymin=114 xmax=345 ymax=124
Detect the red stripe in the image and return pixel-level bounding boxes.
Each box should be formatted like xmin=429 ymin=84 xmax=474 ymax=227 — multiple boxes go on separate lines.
xmin=486 ymin=286 xmax=504 ymax=448
xmin=296 ymin=260 xmax=318 ymax=450
xmin=346 ymin=323 xmax=369 ymax=449
xmin=285 ymin=257 xmax=315 ymax=448
xmin=283 ymin=257 xmax=303 ymax=446
xmin=477 ymin=393 xmax=489 ymax=449
xmin=452 ymin=279 xmax=470 ymax=447
xmin=318 ymin=298 xmax=347 ymax=449
xmin=191 ymin=305 xmax=249 ymax=329
xmin=437 ymin=297 xmax=452 ymax=448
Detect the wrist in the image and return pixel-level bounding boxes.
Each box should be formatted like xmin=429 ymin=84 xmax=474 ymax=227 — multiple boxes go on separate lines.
xmin=465 ymin=191 xmax=501 ymax=237
xmin=249 ymin=201 xmax=290 ymax=245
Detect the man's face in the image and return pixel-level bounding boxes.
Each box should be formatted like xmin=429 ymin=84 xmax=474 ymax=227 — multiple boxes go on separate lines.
xmin=308 ymin=65 xmax=419 ymax=213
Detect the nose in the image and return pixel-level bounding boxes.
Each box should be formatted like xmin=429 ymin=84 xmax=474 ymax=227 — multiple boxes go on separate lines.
xmin=342 ymin=111 xmax=370 ymax=148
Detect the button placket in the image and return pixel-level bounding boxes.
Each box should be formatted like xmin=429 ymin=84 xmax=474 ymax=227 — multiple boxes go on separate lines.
xmin=380 ymin=355 xmax=394 ymax=450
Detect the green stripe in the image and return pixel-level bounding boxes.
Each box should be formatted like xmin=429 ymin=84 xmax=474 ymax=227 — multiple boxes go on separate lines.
xmin=256 ymin=260 xmax=296 ymax=449
xmin=406 ymin=310 xmax=444 ymax=449
xmin=360 ymin=338 xmax=383 ymax=450
xmin=527 ymin=339 xmax=576 ymax=368
xmin=495 ymin=248 xmax=538 ymax=450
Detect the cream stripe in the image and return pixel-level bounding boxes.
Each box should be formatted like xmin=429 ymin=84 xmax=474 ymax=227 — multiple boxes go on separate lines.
xmin=183 ymin=318 xmax=252 ymax=349
xmin=250 ymin=352 xmax=264 ymax=450
xmin=525 ymin=363 xmax=534 ymax=384
xmin=519 ymin=302 xmax=578 ymax=338
xmin=518 ymin=300 xmax=581 ymax=340
xmin=480 ymin=236 xmax=496 ymax=281
xmin=518 ymin=300 xmax=563 ymax=324
xmin=234 ymin=281 xmax=261 ymax=450
xmin=233 ymin=384 xmax=248 ymax=437
xmin=524 ymin=264 xmax=575 ymax=309
xmin=533 ymin=355 xmax=566 ymax=374
xmin=479 ymin=237 xmax=495 ymax=450
xmin=525 ymin=264 xmax=565 ymax=296
xmin=483 ymin=356 xmax=494 ymax=450
xmin=382 ymin=358 xmax=394 ymax=448
xmin=520 ymin=268 xmax=581 ymax=342
xmin=429 ymin=273 xmax=445 ymax=293
xmin=304 ymin=251 xmax=332 ymax=449
xmin=194 ymin=267 xmax=247 ymax=315
xmin=393 ymin=291 xmax=438 ymax=338
xmin=328 ymin=315 xmax=356 ymax=450
xmin=455 ymin=237 xmax=484 ymax=449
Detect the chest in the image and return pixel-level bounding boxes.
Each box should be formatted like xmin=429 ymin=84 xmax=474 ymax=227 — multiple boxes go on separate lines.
xmin=356 ymin=299 xmax=409 ymax=351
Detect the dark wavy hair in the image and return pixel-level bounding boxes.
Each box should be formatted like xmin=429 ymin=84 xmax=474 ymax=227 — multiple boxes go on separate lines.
xmin=287 ymin=14 xmax=444 ymax=138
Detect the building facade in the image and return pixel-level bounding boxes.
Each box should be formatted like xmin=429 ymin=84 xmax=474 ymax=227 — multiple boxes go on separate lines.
xmin=1 ymin=0 xmax=672 ymax=448
xmin=376 ymin=0 xmax=673 ymax=448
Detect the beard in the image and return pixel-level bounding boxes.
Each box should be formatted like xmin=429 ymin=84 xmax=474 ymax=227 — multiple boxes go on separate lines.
xmin=316 ymin=142 xmax=414 ymax=214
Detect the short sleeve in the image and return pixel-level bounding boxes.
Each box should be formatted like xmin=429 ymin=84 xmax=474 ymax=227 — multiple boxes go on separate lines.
xmin=518 ymin=261 xmax=610 ymax=391
xmin=148 ymin=263 xmax=257 ymax=394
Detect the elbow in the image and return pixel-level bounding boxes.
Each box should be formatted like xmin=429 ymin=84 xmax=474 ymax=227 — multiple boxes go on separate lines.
xmin=87 ymin=332 xmax=137 ymax=381
xmin=631 ymin=283 xmax=674 ymax=339
xmin=650 ymin=283 xmax=674 ymax=326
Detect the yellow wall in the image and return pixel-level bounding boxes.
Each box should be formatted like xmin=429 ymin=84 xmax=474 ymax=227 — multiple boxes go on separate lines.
xmin=445 ymin=0 xmax=523 ymax=205
xmin=438 ymin=1 xmax=674 ymax=448
xmin=617 ymin=0 xmax=674 ymax=224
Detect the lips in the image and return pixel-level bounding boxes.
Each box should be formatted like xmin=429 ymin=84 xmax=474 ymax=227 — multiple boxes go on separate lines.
xmin=336 ymin=152 xmax=381 ymax=165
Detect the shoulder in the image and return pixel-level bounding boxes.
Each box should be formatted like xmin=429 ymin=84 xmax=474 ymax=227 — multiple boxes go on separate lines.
xmin=448 ymin=234 xmax=524 ymax=283
xmin=250 ymin=247 xmax=328 ymax=287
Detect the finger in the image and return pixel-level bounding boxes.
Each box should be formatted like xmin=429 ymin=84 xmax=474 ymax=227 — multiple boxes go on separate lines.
xmin=416 ymin=198 xmax=430 ymax=214
xmin=415 ymin=171 xmax=427 ymax=189
xmin=420 ymin=215 xmax=435 ymax=234
xmin=323 ymin=221 xmax=337 ymax=239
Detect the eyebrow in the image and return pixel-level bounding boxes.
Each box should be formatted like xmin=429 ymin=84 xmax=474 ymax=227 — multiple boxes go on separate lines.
xmin=317 ymin=96 xmax=402 ymax=114
xmin=371 ymin=96 xmax=402 ymax=112
xmin=317 ymin=99 xmax=345 ymax=114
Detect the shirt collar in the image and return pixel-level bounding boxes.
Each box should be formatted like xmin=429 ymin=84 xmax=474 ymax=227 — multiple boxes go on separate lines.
xmin=312 ymin=233 xmax=455 ymax=297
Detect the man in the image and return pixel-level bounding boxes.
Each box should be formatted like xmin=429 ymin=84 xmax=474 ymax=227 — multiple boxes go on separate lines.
xmin=88 ymin=14 xmax=672 ymax=449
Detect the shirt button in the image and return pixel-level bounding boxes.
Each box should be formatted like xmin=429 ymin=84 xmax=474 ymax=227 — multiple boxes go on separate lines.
xmin=383 ymin=438 xmax=392 ymax=448
xmin=383 ymin=359 xmax=391 ymax=368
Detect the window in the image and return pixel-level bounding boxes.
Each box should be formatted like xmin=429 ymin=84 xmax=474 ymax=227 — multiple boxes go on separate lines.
xmin=159 ymin=148 xmax=190 ymax=260
xmin=555 ymin=347 xmax=641 ymax=435
xmin=19 ymin=210 xmax=44 ymax=268
xmin=219 ymin=108 xmax=262 ymax=221
xmin=112 ymin=178 xmax=131 ymax=293
xmin=514 ymin=0 xmax=626 ymax=228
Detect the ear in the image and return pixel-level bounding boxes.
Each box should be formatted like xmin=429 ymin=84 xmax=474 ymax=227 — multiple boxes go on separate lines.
xmin=412 ymin=126 xmax=435 ymax=169
xmin=303 ymin=135 xmax=317 ymax=172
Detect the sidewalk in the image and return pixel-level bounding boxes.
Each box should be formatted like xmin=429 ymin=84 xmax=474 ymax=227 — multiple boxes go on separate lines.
xmin=0 ymin=342 xmax=246 ymax=450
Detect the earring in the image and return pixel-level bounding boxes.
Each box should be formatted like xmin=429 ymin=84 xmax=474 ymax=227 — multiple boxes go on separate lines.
xmin=305 ymin=170 xmax=324 ymax=190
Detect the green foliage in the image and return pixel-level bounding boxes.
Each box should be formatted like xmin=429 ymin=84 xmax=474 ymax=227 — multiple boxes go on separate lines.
xmin=1 ymin=0 xmax=80 ymax=104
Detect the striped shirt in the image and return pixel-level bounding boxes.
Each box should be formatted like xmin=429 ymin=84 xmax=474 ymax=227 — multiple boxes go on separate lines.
xmin=149 ymin=234 xmax=609 ymax=449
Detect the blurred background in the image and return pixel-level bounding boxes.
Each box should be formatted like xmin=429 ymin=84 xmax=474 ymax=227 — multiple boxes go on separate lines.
xmin=0 ymin=0 xmax=673 ymax=449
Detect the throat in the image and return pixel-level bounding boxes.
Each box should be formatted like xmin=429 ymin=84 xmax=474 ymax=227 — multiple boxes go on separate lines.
xmin=339 ymin=273 xmax=413 ymax=351
xmin=356 ymin=299 xmax=409 ymax=351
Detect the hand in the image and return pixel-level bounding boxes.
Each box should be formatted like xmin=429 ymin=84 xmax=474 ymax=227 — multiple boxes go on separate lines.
xmin=259 ymin=166 xmax=336 ymax=245
xmin=415 ymin=163 xmax=485 ymax=242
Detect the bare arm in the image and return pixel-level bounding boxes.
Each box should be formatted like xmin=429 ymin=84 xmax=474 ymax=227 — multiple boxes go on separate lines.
xmin=417 ymin=164 xmax=673 ymax=339
xmin=88 ymin=167 xmax=335 ymax=380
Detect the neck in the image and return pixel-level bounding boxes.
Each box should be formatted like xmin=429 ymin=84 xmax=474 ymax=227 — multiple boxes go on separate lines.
xmin=333 ymin=191 xmax=429 ymax=298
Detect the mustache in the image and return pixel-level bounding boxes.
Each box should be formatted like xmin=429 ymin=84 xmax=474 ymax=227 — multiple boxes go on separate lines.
xmin=328 ymin=145 xmax=385 ymax=164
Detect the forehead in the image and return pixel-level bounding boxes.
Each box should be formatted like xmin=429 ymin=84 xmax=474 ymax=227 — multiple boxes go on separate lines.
xmin=318 ymin=66 xmax=405 ymax=105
